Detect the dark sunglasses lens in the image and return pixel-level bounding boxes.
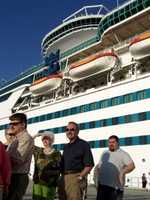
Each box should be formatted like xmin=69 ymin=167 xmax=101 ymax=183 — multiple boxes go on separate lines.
xmin=10 ymin=122 xmax=20 ymax=126
xmin=8 ymin=133 xmax=14 ymax=136
xmin=66 ymin=128 xmax=75 ymax=132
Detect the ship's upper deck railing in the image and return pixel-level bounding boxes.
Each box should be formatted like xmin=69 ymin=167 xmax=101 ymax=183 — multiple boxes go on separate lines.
xmin=63 ymin=5 xmax=109 ymax=23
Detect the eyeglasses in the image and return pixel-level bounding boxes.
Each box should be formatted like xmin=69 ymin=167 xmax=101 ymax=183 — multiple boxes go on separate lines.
xmin=8 ymin=133 xmax=15 ymax=136
xmin=9 ymin=122 xmax=21 ymax=126
xmin=65 ymin=128 xmax=76 ymax=132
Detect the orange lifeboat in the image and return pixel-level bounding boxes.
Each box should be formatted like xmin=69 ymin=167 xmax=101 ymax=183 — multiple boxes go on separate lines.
xmin=129 ymin=32 xmax=150 ymax=59
xmin=69 ymin=52 xmax=118 ymax=80
xmin=30 ymin=73 xmax=62 ymax=96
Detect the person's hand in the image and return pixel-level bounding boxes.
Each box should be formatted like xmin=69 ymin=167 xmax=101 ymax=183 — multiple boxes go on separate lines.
xmin=77 ymin=176 xmax=83 ymax=181
xmin=32 ymin=133 xmax=41 ymax=139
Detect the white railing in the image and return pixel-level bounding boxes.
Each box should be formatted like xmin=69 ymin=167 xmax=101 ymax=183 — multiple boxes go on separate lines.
xmin=88 ymin=174 xmax=150 ymax=190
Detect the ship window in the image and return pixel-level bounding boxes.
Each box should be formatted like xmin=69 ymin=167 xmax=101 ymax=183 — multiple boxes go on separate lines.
xmin=132 ymin=137 xmax=139 ymax=145
xmin=112 ymin=117 xmax=119 ymax=125
xmin=125 ymin=9 xmax=132 ymax=18
xmin=137 ymin=3 xmax=144 ymax=11
xmin=130 ymin=1 xmax=137 ymax=9
xmin=125 ymin=5 xmax=130 ymax=11
xmin=101 ymin=99 xmax=109 ymax=108
xmin=70 ymin=107 xmax=77 ymax=115
xmin=80 ymin=105 xmax=87 ymax=113
xmin=89 ymin=141 xmax=95 ymax=148
xmin=91 ymin=18 xmax=96 ymax=24
xmin=119 ymin=14 xmax=125 ymax=21
xmin=137 ymin=0 xmax=143 ymax=4
xmin=138 ymin=112 xmax=147 ymax=121
xmin=112 ymin=97 xmax=120 ymax=106
xmin=89 ymin=102 xmax=96 ymax=111
xmin=40 ymin=115 xmax=46 ymax=122
xmin=80 ymin=123 xmax=85 ymax=130
xmin=28 ymin=118 xmax=32 ymax=124
xmin=96 ymin=101 xmax=101 ymax=109
xmin=95 ymin=120 xmax=101 ymax=128
xmin=47 ymin=113 xmax=52 ymax=120
xmin=114 ymin=17 xmax=119 ymax=23
xmin=137 ymin=90 xmax=147 ymax=100
xmin=62 ymin=109 xmax=67 ymax=116
xmin=89 ymin=121 xmax=95 ymax=129
xmin=124 ymin=94 xmax=134 ymax=103
xmin=124 ymin=114 xmax=132 ymax=123
xmin=131 ymin=8 xmax=137 ymax=15
xmin=81 ymin=19 xmax=86 ymax=25
xmin=119 ymin=138 xmax=125 ymax=146
xmin=54 ymin=111 xmax=60 ymax=118
xmin=101 ymin=119 xmax=107 ymax=127
xmin=60 ymin=144 xmax=65 ymax=149
xmin=99 ymin=140 xmax=107 ymax=148
xmin=139 ymin=136 xmax=147 ymax=144
xmin=53 ymin=127 xmax=58 ymax=133
xmin=125 ymin=137 xmax=132 ymax=146
xmin=33 ymin=116 xmax=39 ymax=123
xmin=144 ymin=0 xmax=150 ymax=7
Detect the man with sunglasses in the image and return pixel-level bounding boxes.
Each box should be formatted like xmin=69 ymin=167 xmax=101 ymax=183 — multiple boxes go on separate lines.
xmin=6 ymin=113 xmax=34 ymax=200
xmin=59 ymin=121 xmax=94 ymax=200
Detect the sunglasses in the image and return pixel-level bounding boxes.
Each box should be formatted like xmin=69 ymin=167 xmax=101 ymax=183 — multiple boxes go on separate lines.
xmin=65 ymin=128 xmax=76 ymax=132
xmin=8 ymin=133 xmax=15 ymax=136
xmin=9 ymin=122 xmax=21 ymax=126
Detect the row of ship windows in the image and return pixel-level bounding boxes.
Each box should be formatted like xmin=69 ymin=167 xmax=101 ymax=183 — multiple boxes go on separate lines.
xmin=98 ymin=0 xmax=150 ymax=36
xmin=43 ymin=18 xmax=100 ymax=48
xmin=27 ymin=89 xmax=149 ymax=124
xmin=0 ymin=88 xmax=149 ymax=130
xmin=42 ymin=111 xmax=150 ymax=134
xmin=53 ymin=135 xmax=150 ymax=150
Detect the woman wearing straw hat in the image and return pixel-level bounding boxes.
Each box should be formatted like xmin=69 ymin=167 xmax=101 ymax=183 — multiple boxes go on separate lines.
xmin=32 ymin=131 xmax=61 ymax=200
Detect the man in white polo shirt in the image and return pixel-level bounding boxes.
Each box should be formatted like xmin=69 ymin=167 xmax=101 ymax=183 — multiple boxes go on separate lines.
xmin=96 ymin=135 xmax=135 ymax=200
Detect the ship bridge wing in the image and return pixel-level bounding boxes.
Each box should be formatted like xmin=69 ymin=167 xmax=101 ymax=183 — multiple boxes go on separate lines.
xmin=0 ymin=87 xmax=26 ymax=119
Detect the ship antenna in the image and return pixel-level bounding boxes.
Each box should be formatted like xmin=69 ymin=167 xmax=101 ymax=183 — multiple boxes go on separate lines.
xmin=117 ymin=0 xmax=119 ymax=7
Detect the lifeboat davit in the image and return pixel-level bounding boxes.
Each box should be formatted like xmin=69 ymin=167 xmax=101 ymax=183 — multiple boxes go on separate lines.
xmin=69 ymin=52 xmax=118 ymax=80
xmin=30 ymin=73 xmax=62 ymax=96
xmin=129 ymin=32 xmax=150 ymax=60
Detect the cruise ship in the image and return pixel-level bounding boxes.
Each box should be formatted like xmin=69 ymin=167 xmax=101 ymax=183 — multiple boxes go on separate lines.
xmin=0 ymin=0 xmax=150 ymax=187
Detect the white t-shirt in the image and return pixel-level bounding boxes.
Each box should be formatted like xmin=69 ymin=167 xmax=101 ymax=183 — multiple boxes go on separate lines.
xmin=98 ymin=148 xmax=133 ymax=189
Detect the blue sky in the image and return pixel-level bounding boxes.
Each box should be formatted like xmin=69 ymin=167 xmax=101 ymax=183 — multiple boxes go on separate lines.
xmin=0 ymin=0 xmax=127 ymax=82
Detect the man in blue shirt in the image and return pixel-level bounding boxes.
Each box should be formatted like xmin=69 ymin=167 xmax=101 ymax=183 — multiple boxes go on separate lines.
xmin=59 ymin=121 xmax=94 ymax=200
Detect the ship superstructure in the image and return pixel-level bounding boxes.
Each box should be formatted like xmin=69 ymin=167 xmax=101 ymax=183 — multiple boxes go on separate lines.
xmin=0 ymin=0 xmax=150 ymax=186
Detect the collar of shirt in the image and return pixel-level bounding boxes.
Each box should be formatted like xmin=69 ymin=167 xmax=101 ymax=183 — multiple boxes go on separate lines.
xmin=69 ymin=137 xmax=80 ymax=144
xmin=16 ymin=129 xmax=27 ymax=139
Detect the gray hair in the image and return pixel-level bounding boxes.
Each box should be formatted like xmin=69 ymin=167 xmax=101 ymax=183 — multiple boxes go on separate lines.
xmin=41 ymin=131 xmax=55 ymax=143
